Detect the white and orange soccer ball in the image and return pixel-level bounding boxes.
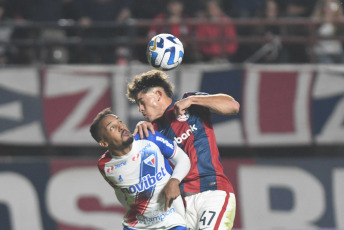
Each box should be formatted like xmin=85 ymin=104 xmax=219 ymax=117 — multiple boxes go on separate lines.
xmin=146 ymin=33 xmax=184 ymax=71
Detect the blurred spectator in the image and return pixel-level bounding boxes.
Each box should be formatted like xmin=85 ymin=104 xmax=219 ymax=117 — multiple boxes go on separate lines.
xmin=73 ymin=0 xmax=132 ymax=64
xmin=0 ymin=0 xmax=12 ymax=65
xmin=60 ymin=0 xmax=80 ymax=21
xmin=195 ymin=0 xmax=238 ymax=62
xmin=148 ymin=0 xmax=189 ymax=39
xmin=133 ymin=0 xmax=194 ymax=63
xmin=5 ymin=0 xmax=81 ymax=64
xmin=223 ymin=0 xmax=264 ymax=18
xmin=244 ymin=0 xmax=289 ymax=63
xmin=76 ymin=0 xmax=130 ymax=25
xmin=130 ymin=0 xmax=164 ymax=20
xmin=7 ymin=0 xmax=63 ymax=22
xmin=276 ymin=0 xmax=315 ymax=18
xmin=312 ymin=0 xmax=344 ymax=63
xmin=275 ymin=0 xmax=313 ymax=63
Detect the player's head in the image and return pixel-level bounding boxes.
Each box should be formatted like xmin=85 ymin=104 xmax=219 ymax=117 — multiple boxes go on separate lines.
xmin=90 ymin=108 xmax=133 ymax=151
xmin=127 ymin=70 xmax=174 ymax=122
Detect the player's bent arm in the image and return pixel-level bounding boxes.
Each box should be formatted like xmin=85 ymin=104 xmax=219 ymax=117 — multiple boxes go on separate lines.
xmin=169 ymin=146 xmax=191 ymax=182
xmin=161 ymin=146 xmax=190 ymax=210
xmin=175 ymin=93 xmax=240 ymax=115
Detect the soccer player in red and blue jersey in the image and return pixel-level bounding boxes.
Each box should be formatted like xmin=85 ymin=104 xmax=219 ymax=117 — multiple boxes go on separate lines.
xmin=127 ymin=70 xmax=240 ymax=230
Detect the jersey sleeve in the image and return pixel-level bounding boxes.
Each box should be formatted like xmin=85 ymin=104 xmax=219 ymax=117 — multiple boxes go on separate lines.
xmin=183 ymin=92 xmax=211 ymax=115
xmin=169 ymin=146 xmax=191 ymax=182
xmin=182 ymin=91 xmax=209 ymax=99
xmin=146 ymin=131 xmax=176 ymax=159
xmin=98 ymin=153 xmax=118 ymax=189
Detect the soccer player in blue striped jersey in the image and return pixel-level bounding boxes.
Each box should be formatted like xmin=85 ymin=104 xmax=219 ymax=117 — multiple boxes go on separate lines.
xmin=90 ymin=108 xmax=191 ymax=230
xmin=127 ymin=70 xmax=240 ymax=230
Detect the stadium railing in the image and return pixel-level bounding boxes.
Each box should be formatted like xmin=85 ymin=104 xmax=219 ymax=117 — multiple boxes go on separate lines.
xmin=1 ymin=18 xmax=344 ymax=64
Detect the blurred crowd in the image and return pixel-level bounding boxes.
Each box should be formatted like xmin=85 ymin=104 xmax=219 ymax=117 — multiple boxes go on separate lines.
xmin=0 ymin=0 xmax=344 ymax=65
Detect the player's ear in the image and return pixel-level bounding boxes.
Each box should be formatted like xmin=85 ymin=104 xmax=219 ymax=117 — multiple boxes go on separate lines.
xmin=99 ymin=139 xmax=108 ymax=148
xmin=155 ymin=88 xmax=163 ymax=101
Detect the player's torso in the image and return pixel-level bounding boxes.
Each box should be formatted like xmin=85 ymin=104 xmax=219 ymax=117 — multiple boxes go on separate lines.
xmin=155 ymin=105 xmax=233 ymax=194
xmin=156 ymin=107 xmax=208 ymax=150
xmin=101 ymin=139 xmax=185 ymax=228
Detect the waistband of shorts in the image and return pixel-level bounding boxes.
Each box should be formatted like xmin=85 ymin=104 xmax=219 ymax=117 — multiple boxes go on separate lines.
xmin=182 ymin=191 xmax=198 ymax=197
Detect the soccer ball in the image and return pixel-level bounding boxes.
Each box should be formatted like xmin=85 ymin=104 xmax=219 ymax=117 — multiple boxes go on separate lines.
xmin=146 ymin=33 xmax=184 ymax=71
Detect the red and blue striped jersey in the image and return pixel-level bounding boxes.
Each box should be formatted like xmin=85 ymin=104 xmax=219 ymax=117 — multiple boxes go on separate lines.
xmin=152 ymin=92 xmax=234 ymax=194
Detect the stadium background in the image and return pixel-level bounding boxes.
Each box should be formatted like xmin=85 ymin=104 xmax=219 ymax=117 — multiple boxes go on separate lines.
xmin=0 ymin=0 xmax=344 ymax=230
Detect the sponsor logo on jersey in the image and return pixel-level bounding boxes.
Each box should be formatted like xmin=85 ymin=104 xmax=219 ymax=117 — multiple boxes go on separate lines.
xmin=174 ymin=124 xmax=197 ymax=144
xmin=137 ymin=207 xmax=176 ymax=225
xmin=124 ymin=167 xmax=167 ymax=194
xmin=144 ymin=154 xmax=155 ymax=167
xmin=176 ymin=111 xmax=189 ymax=122
xmin=156 ymin=136 xmax=174 ymax=150
xmin=115 ymin=161 xmax=126 ymax=169
xmin=119 ymin=175 xmax=123 ymax=182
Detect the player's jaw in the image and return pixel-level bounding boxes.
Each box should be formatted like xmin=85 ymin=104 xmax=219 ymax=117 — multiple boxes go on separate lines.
xmin=136 ymin=91 xmax=162 ymax=122
xmin=121 ymin=129 xmax=133 ymax=144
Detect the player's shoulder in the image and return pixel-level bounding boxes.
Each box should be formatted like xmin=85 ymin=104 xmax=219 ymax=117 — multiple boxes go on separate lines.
xmin=182 ymin=91 xmax=209 ymax=99
xmin=134 ymin=130 xmax=165 ymax=142
xmin=98 ymin=151 xmax=111 ymax=167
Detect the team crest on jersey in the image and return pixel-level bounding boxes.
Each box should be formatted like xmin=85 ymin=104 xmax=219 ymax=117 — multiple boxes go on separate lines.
xmin=144 ymin=154 xmax=156 ymax=167
xmin=177 ymin=111 xmax=189 ymax=122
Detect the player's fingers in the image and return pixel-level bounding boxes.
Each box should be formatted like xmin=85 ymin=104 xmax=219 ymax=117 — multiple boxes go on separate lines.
xmin=147 ymin=123 xmax=155 ymax=135
xmin=174 ymin=106 xmax=181 ymax=116
xmin=143 ymin=124 xmax=150 ymax=138
xmin=138 ymin=126 xmax=144 ymax=139
xmin=133 ymin=126 xmax=138 ymax=136
xmin=165 ymin=197 xmax=170 ymax=211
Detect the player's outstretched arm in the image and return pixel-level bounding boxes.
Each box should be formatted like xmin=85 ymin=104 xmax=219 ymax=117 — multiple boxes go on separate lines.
xmin=161 ymin=146 xmax=191 ymax=211
xmin=133 ymin=121 xmax=155 ymax=139
xmin=174 ymin=93 xmax=240 ymax=116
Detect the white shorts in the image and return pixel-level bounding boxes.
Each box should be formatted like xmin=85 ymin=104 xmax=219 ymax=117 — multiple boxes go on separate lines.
xmin=184 ymin=191 xmax=236 ymax=230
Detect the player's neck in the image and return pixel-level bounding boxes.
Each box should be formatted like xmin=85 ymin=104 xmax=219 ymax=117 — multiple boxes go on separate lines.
xmin=162 ymin=97 xmax=173 ymax=111
xmin=109 ymin=144 xmax=132 ymax=157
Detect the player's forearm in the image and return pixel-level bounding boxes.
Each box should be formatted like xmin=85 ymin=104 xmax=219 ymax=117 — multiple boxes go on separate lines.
xmin=170 ymin=147 xmax=191 ymax=183
xmin=189 ymin=94 xmax=240 ymax=115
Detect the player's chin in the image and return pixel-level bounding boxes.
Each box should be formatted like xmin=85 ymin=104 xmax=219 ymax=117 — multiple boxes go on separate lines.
xmin=122 ymin=136 xmax=134 ymax=146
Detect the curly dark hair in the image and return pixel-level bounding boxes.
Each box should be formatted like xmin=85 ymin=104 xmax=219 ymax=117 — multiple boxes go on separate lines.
xmin=126 ymin=70 xmax=174 ymax=102
xmin=89 ymin=107 xmax=115 ymax=143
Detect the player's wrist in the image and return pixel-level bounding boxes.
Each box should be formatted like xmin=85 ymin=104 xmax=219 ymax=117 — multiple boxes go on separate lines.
xmin=170 ymin=177 xmax=181 ymax=184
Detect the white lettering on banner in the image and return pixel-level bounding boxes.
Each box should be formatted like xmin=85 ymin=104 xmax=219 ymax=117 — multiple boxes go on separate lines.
xmin=313 ymin=70 xmax=344 ymax=144
xmin=238 ymin=165 xmax=325 ymax=229
xmin=174 ymin=124 xmax=197 ymax=144
xmin=333 ymin=168 xmax=344 ymax=228
xmin=156 ymin=136 xmax=174 ymax=149
xmin=46 ymin=167 xmax=123 ymax=229
xmin=1 ymin=162 xmax=344 ymax=229
xmin=0 ymin=71 xmax=46 ymax=144
xmin=44 ymin=72 xmax=110 ymax=145
xmin=0 ymin=172 xmax=43 ymax=230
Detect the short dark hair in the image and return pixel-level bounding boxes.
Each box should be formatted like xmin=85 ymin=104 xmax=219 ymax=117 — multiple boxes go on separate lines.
xmin=126 ymin=70 xmax=174 ymax=102
xmin=90 ymin=107 xmax=114 ymax=143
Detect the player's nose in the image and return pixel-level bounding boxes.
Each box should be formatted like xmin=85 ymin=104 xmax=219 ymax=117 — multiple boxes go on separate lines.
xmin=138 ymin=105 xmax=144 ymax=113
